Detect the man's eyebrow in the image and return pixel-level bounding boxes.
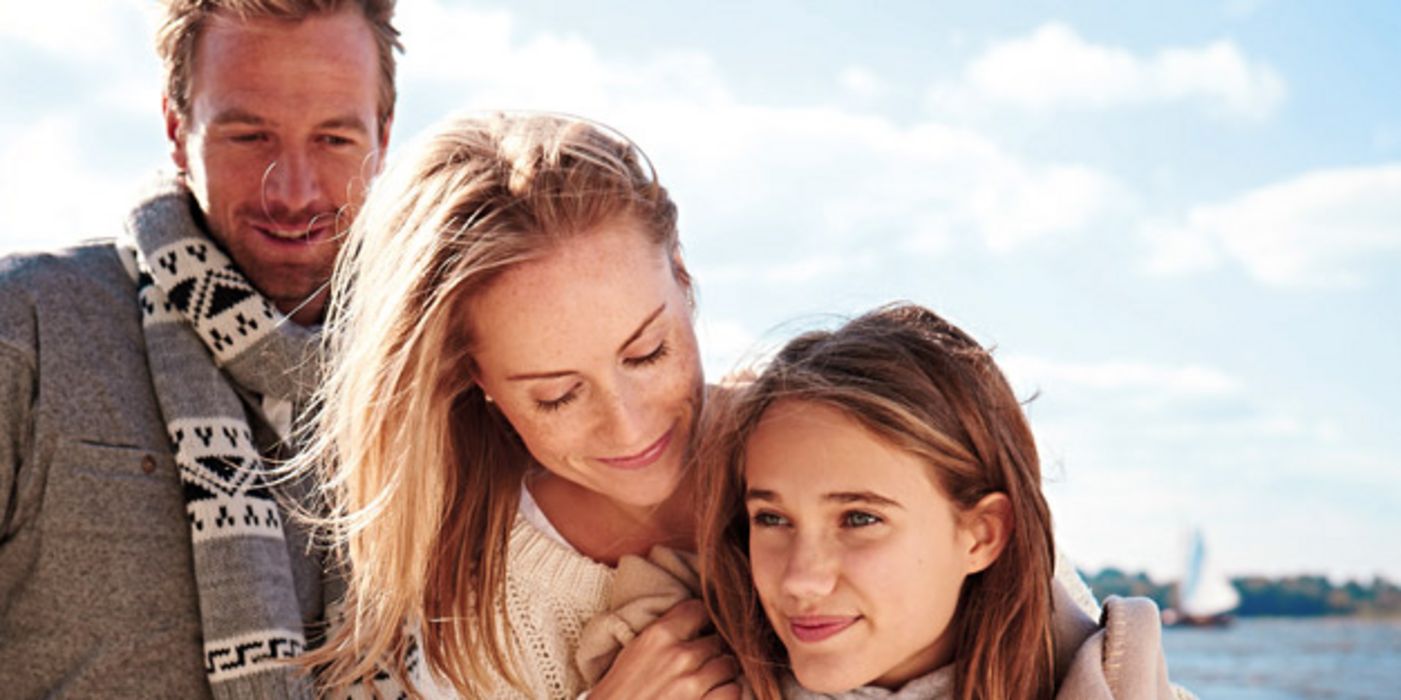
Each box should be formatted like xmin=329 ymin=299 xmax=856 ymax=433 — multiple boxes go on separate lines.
xmin=208 ymin=109 xmax=268 ymax=127
xmin=206 ymin=111 xmax=370 ymax=135
xmin=505 ymin=302 xmax=668 ymax=382
xmin=317 ymin=115 xmax=372 ymax=135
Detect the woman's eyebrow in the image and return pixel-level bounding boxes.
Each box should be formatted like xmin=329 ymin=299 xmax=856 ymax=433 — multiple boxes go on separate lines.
xmin=616 ymin=303 xmax=666 ymax=353
xmin=505 ymin=302 xmax=667 ymax=381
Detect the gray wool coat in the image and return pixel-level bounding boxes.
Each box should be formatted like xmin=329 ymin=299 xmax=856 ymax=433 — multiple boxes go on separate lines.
xmin=0 ymin=240 xmax=328 ymax=698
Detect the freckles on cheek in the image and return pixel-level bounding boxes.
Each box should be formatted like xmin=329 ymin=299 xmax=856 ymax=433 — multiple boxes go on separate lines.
xmin=748 ymin=545 xmax=781 ymax=598
xmin=846 ymin=547 xmax=906 ymax=586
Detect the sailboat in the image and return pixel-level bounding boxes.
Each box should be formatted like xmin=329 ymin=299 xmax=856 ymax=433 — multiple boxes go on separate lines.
xmin=1163 ymin=528 xmax=1240 ymax=627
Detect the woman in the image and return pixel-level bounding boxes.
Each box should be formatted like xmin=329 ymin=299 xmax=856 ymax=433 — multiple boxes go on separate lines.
xmin=299 ymin=113 xmax=737 ymax=698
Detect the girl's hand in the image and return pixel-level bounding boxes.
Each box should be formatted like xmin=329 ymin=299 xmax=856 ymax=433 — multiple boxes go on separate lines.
xmin=589 ymin=599 xmax=741 ymax=699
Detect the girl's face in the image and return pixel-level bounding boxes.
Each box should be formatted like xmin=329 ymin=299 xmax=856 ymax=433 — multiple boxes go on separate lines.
xmin=469 ymin=219 xmax=702 ymax=511
xmin=744 ymin=400 xmax=990 ymax=692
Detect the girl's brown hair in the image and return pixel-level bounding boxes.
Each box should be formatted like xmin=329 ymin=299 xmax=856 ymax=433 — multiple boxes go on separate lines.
xmin=294 ymin=112 xmax=684 ymax=695
xmin=697 ymin=302 xmax=1056 ymax=700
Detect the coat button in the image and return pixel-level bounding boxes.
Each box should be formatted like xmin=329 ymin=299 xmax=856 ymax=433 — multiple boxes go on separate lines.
xmin=141 ymin=455 xmax=157 ymax=474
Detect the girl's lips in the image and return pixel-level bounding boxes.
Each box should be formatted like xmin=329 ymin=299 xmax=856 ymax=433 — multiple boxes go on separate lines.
xmin=596 ymin=427 xmax=674 ymax=471
xmin=788 ymin=615 xmax=860 ymax=644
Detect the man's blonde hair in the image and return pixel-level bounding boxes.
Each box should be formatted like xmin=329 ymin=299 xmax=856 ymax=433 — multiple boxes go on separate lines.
xmin=155 ymin=0 xmax=401 ymax=131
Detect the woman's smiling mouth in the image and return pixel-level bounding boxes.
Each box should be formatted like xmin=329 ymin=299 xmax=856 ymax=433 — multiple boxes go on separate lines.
xmin=596 ymin=427 xmax=674 ymax=471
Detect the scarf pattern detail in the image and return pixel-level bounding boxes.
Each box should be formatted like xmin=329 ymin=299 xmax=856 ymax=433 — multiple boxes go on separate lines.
xmin=120 ymin=177 xmax=319 ymax=698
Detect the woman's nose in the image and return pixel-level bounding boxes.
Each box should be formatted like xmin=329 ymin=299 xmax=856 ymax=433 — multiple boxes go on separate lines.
xmin=595 ymin=378 xmax=648 ymax=450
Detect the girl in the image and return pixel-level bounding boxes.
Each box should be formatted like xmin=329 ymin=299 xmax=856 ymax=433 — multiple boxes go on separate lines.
xmin=698 ymin=303 xmax=1178 ymax=700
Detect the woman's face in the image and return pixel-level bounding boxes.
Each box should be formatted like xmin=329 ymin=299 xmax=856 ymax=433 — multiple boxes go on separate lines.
xmin=468 ymin=219 xmax=702 ymax=511
xmin=744 ymin=400 xmax=979 ymax=693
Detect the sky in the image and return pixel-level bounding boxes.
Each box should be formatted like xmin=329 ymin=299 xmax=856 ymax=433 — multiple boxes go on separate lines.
xmin=2 ymin=0 xmax=1398 ymax=583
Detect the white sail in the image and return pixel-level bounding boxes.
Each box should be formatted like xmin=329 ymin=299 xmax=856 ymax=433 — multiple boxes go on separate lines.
xmin=1178 ymin=528 xmax=1240 ymax=618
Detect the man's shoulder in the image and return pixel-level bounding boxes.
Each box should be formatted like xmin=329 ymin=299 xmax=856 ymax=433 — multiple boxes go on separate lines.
xmin=0 ymin=239 xmax=131 ymax=297
xmin=0 ymin=240 xmax=136 ymax=351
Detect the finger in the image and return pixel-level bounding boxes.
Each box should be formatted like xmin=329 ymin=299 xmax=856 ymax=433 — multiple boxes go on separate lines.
xmin=681 ymin=633 xmax=726 ymax=666
xmin=655 ymin=598 xmax=710 ymax=641
xmin=701 ymin=681 xmax=743 ymax=700
xmin=692 ymin=654 xmax=740 ymax=696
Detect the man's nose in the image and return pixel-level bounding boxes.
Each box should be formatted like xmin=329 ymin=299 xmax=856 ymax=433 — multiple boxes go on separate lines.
xmin=261 ymin=149 xmax=321 ymax=219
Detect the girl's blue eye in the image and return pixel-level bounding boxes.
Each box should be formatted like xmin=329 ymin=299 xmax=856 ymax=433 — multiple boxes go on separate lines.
xmin=751 ymin=511 xmax=788 ymax=528
xmin=842 ymin=510 xmax=882 ymax=528
xmin=623 ymin=341 xmax=669 ymax=368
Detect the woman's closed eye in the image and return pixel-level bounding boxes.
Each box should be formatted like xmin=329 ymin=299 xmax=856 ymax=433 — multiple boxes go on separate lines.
xmin=535 ymin=384 xmax=581 ymax=412
xmin=623 ymin=340 xmax=669 ymax=368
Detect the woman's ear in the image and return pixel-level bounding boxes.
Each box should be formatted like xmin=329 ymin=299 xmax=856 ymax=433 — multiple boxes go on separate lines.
xmin=960 ymin=492 xmax=1012 ymax=575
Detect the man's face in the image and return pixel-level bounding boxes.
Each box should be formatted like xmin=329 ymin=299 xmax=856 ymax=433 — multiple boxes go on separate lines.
xmin=164 ymin=9 xmax=390 ymax=325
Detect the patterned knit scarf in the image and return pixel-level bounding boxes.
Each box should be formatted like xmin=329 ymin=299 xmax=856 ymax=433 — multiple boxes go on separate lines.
xmin=117 ymin=176 xmax=322 ymax=699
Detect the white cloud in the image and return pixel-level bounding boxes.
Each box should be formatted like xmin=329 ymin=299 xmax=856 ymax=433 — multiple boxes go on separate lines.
xmin=941 ymin=22 xmax=1285 ymax=119
xmin=395 ymin=2 xmax=726 ymax=115
xmin=837 ymin=66 xmax=886 ymax=99
xmin=1146 ymin=163 xmax=1401 ymax=286
xmin=706 ymin=253 xmax=880 ymax=287
xmin=387 ymin=7 xmax=1125 ymax=263
xmin=1224 ymin=0 xmax=1270 ymax=20
xmin=694 ymin=316 xmax=761 ymax=381
xmin=1001 ymin=354 xmax=1242 ymax=399
xmin=0 ymin=1 xmax=161 ymax=117
xmin=0 ymin=117 xmax=144 ymax=255
xmin=0 ymin=1 xmax=136 ymax=59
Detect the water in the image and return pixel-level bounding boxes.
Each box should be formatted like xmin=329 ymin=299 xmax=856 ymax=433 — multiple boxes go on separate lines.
xmin=1163 ymin=617 xmax=1401 ymax=699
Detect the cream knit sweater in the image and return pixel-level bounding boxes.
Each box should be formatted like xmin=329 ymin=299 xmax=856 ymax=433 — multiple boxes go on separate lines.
xmin=363 ymin=511 xmax=616 ymax=700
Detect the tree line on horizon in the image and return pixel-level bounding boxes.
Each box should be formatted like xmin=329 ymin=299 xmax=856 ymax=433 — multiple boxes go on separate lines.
xmin=1082 ymin=568 xmax=1401 ymax=617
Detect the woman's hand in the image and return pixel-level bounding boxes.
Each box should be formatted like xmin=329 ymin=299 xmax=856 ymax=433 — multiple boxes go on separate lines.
xmin=588 ymin=599 xmax=741 ymax=699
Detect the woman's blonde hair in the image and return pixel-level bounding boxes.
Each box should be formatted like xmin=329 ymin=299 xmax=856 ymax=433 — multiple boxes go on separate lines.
xmin=697 ymin=303 xmax=1057 ymax=700
xmin=298 ymin=112 xmax=684 ymax=694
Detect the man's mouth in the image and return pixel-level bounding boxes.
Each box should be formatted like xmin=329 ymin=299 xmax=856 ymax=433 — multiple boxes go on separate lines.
xmin=251 ymin=219 xmax=335 ymax=243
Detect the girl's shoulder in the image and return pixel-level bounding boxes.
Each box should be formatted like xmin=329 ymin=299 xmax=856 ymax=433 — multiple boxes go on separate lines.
xmin=1059 ymin=596 xmax=1181 ymax=699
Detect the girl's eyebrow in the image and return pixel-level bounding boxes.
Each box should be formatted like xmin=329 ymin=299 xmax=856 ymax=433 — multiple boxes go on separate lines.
xmin=745 ymin=488 xmax=780 ymax=503
xmin=824 ymin=491 xmax=903 ymax=508
xmin=744 ymin=488 xmax=902 ymax=508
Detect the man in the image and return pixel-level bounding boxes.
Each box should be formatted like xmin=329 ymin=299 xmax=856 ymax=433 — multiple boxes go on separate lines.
xmin=0 ymin=1 xmax=399 ymax=696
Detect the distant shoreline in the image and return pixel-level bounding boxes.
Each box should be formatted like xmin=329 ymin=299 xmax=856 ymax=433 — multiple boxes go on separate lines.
xmin=1082 ymin=568 xmax=1401 ymax=618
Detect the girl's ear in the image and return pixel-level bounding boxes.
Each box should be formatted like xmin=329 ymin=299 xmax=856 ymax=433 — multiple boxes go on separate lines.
xmin=960 ymin=492 xmax=1012 ymax=575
